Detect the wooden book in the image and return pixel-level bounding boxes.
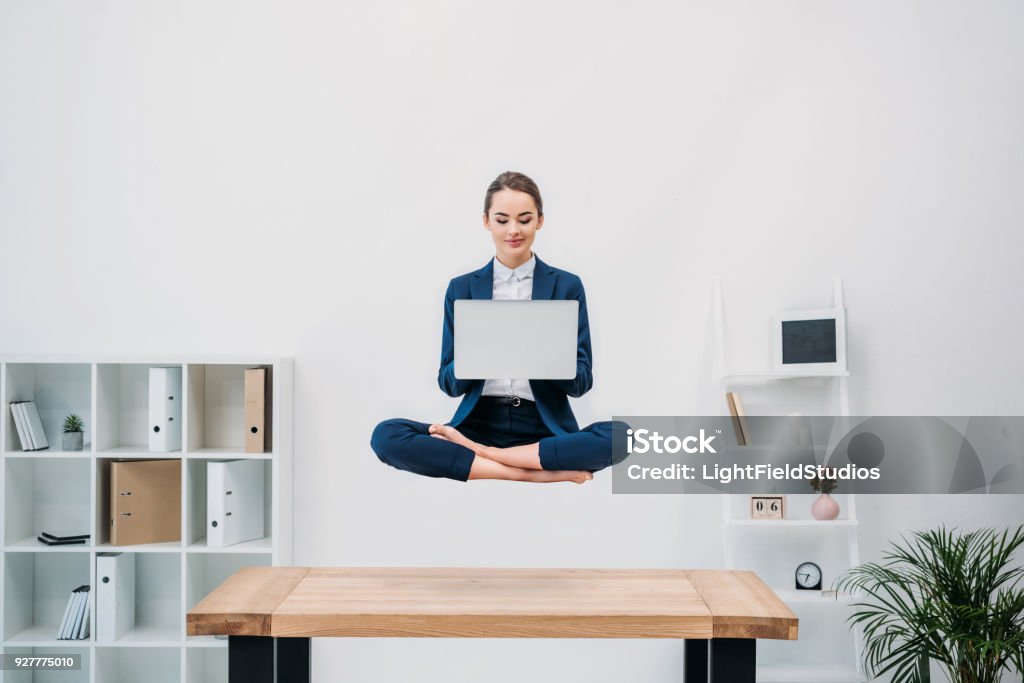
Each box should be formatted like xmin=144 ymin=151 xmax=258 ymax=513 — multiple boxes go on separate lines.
xmin=726 ymin=391 xmax=751 ymax=446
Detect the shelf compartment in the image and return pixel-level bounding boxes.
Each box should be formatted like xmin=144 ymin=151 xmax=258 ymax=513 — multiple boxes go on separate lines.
xmin=184 ymin=459 xmax=271 ymax=549
xmin=726 ymin=519 xmax=858 ymax=527
xmin=185 ymin=553 xmax=270 ymax=616
xmin=724 ymin=493 xmax=857 ymax=525
xmin=772 ymin=588 xmax=856 ymax=604
xmin=3 ymin=363 xmax=92 ymax=454
xmin=755 ymin=608 xmax=865 ymax=679
xmin=1 ymin=646 xmax=91 ymax=683
xmin=186 ymin=448 xmax=272 ymax=460
xmin=723 ymin=371 xmax=850 ymax=381
xmin=4 ymin=537 xmax=90 ymax=553
xmin=725 ymin=532 xmax=856 ymax=598
xmin=95 ymin=364 xmax=183 ymax=454
xmin=185 ymin=364 xmax=272 ymax=454
xmin=186 ymin=644 xmax=227 ymax=683
xmin=95 ymin=458 xmax=183 ymax=549
xmin=4 ymin=458 xmax=91 ymax=548
xmin=95 ymin=646 xmax=180 ymax=683
xmin=3 ymin=552 xmax=90 ymax=644
xmin=94 ymin=552 xmax=181 ymax=645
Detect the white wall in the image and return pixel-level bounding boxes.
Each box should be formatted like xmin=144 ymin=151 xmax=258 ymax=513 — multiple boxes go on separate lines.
xmin=2 ymin=1 xmax=1023 ymax=681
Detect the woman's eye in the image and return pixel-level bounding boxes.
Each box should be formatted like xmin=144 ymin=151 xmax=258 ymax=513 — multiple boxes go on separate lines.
xmin=519 ymin=221 xmax=530 ymax=225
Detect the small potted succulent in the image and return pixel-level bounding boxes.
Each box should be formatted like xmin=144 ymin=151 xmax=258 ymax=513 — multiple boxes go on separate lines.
xmin=62 ymin=413 xmax=84 ymax=451
xmin=809 ymin=474 xmax=839 ymax=520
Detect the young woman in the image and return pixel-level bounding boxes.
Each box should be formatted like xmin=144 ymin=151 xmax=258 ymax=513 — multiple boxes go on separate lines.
xmin=370 ymin=171 xmax=625 ymax=483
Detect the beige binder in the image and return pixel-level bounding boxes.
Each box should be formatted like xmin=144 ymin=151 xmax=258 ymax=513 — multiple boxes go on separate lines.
xmin=244 ymin=367 xmax=272 ymax=453
xmin=110 ymin=459 xmax=181 ymax=546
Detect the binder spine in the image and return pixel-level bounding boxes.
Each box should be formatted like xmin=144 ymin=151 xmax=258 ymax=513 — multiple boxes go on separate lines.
xmin=207 ymin=462 xmax=226 ymax=547
xmin=148 ymin=367 xmax=182 ymax=453
xmin=97 ymin=553 xmax=135 ymax=641
xmin=244 ymin=368 xmax=267 ymax=453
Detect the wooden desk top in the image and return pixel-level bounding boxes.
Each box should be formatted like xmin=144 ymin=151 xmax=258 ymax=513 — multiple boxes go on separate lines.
xmin=186 ymin=567 xmax=798 ymax=640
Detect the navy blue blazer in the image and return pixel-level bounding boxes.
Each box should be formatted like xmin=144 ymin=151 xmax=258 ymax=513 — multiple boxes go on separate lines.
xmin=438 ymin=255 xmax=593 ymax=435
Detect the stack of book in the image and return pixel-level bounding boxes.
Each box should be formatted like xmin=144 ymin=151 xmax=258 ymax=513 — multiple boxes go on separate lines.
xmin=38 ymin=531 xmax=90 ymax=546
xmin=9 ymin=400 xmax=48 ymax=451
xmin=57 ymin=585 xmax=91 ymax=640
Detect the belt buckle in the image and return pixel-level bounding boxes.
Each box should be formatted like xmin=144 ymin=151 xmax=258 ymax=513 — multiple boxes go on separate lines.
xmin=511 ymin=396 xmax=521 ymax=407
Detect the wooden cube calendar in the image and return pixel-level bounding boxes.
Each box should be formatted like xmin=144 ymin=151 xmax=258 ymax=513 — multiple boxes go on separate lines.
xmin=750 ymin=495 xmax=786 ymax=520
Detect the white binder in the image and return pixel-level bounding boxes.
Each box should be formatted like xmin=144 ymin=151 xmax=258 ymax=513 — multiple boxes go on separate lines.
xmin=207 ymin=460 xmax=265 ymax=547
xmin=96 ymin=552 xmax=135 ymax=641
xmin=148 ymin=367 xmax=182 ymax=452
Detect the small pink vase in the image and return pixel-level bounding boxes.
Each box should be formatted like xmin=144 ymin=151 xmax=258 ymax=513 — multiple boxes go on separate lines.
xmin=811 ymin=493 xmax=840 ymax=520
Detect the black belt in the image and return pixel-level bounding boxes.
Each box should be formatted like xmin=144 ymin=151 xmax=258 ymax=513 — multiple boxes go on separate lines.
xmin=479 ymin=395 xmax=534 ymax=408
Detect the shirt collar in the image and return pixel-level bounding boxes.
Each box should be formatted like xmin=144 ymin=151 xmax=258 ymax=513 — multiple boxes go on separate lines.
xmin=492 ymin=253 xmax=536 ymax=282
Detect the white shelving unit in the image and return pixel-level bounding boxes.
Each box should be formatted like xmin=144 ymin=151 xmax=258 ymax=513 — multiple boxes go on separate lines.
xmin=0 ymin=355 xmax=293 ymax=683
xmin=712 ymin=277 xmax=866 ymax=683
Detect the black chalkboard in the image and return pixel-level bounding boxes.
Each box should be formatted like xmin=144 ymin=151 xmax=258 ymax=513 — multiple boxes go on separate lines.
xmin=781 ymin=318 xmax=837 ymax=364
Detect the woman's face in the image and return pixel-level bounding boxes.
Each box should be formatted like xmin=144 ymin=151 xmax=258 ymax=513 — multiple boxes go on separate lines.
xmin=483 ymin=188 xmax=543 ymax=268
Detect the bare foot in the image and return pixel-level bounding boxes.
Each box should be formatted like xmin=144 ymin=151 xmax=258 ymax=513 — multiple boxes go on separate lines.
xmin=521 ymin=469 xmax=594 ymax=484
xmin=428 ymin=424 xmax=484 ymax=453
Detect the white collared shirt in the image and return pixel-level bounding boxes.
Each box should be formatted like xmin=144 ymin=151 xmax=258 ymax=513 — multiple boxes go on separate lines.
xmin=481 ymin=254 xmax=536 ymax=401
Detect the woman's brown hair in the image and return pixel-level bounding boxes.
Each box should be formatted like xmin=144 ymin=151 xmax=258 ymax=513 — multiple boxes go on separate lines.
xmin=483 ymin=171 xmax=543 ymax=217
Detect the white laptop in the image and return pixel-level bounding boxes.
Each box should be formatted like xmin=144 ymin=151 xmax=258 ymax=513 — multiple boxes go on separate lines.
xmin=454 ymin=300 xmax=578 ymax=379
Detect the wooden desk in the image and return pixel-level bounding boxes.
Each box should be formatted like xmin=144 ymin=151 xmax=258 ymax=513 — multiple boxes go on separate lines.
xmin=187 ymin=567 xmax=798 ymax=683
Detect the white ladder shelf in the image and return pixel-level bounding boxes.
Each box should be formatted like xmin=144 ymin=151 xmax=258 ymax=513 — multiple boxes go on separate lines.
xmin=711 ymin=276 xmax=865 ymax=683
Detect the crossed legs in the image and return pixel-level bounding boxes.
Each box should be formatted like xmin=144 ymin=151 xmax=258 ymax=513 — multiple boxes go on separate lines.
xmin=371 ymin=414 xmax=629 ymax=483
xmin=427 ymin=423 xmax=591 ymax=482
xmin=370 ymin=418 xmax=592 ymax=483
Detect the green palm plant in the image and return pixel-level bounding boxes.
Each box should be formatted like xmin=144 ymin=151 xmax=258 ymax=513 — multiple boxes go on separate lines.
xmin=835 ymin=525 xmax=1024 ymax=683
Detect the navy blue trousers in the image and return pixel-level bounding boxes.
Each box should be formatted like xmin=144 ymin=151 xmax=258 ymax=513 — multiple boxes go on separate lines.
xmin=371 ymin=397 xmax=626 ymax=482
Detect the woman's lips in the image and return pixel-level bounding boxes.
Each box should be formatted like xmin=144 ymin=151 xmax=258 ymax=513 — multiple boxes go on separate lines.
xmin=505 ymin=239 xmax=524 ymax=247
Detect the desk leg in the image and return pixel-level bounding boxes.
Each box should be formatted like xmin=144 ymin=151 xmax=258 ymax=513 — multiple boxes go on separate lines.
xmin=229 ymin=636 xmax=311 ymax=683
xmin=684 ymin=639 xmax=708 ymax=683
xmin=709 ymin=638 xmax=755 ymax=683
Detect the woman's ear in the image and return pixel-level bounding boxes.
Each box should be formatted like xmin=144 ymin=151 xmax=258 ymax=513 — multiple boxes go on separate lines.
xmin=482 ymin=212 xmax=490 ymax=229
xmin=536 ymin=214 xmax=544 ymax=231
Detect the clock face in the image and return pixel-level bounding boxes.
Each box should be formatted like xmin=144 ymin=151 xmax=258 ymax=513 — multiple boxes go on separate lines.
xmin=795 ymin=562 xmax=822 ymax=589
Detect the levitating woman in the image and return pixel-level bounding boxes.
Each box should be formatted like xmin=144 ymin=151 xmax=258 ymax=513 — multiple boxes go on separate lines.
xmin=371 ymin=171 xmax=625 ymax=483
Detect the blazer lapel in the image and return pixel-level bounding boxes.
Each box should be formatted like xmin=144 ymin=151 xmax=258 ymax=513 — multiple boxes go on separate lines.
xmin=531 ymin=254 xmax=557 ymax=300
xmin=469 ymin=259 xmax=494 ymax=300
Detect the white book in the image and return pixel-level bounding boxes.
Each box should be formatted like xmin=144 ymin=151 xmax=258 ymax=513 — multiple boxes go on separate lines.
xmin=70 ymin=589 xmax=87 ymax=639
xmin=75 ymin=590 xmax=91 ymax=639
xmin=60 ymin=590 xmax=83 ymax=639
xmin=96 ymin=553 xmax=135 ymax=641
xmin=148 ymin=367 xmax=182 ymax=452
xmin=22 ymin=401 xmax=49 ymax=450
xmin=58 ymin=591 xmax=78 ymax=639
xmin=207 ymin=460 xmax=265 ymax=547
xmin=11 ymin=403 xmax=32 ymax=450
xmin=55 ymin=589 xmax=78 ymax=639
